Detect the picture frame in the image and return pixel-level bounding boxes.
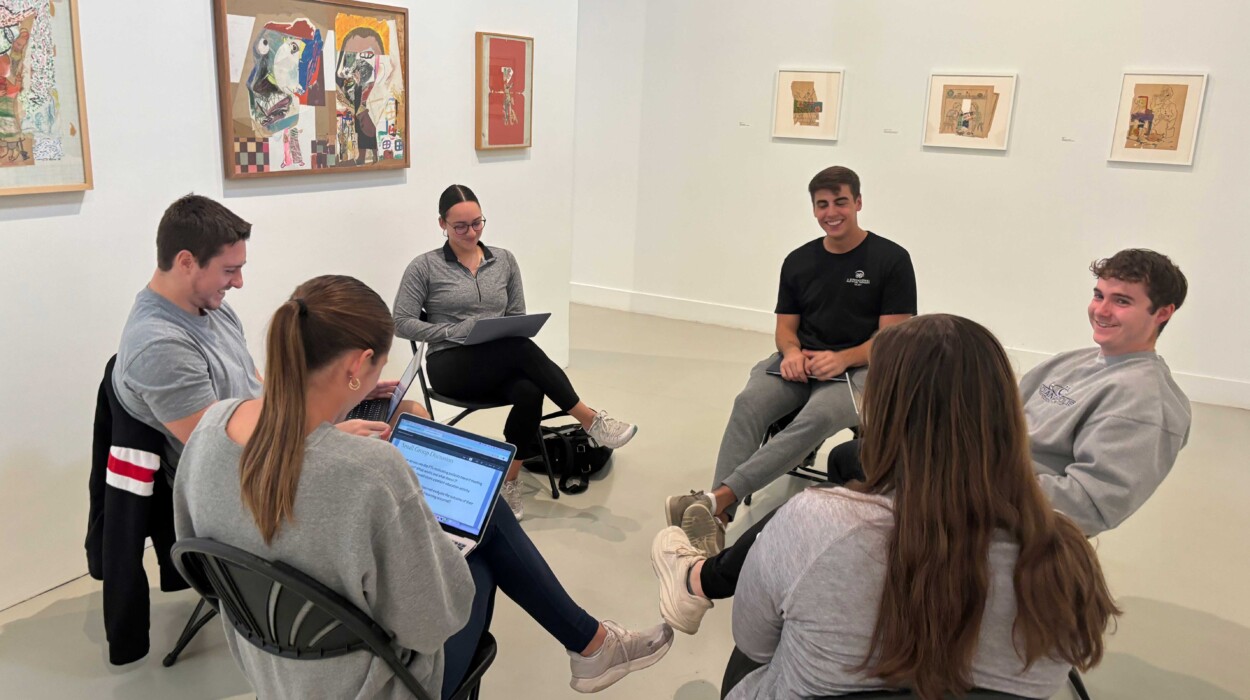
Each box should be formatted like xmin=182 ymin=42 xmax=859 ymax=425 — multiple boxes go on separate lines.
xmin=0 ymin=0 xmax=93 ymax=197
xmin=922 ymin=73 xmax=1017 ymax=151
xmin=475 ymin=32 xmax=533 ymax=150
xmin=211 ymin=0 xmax=409 ymax=180
xmin=1108 ymin=72 xmax=1207 ymax=166
xmin=771 ymin=69 xmax=844 ymax=141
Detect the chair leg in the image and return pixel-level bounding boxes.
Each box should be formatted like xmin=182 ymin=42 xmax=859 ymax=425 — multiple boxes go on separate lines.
xmin=536 ymin=428 xmax=560 ymax=499
xmin=162 ymin=597 xmax=218 ymax=667
xmin=1068 ymin=668 xmax=1091 ymax=700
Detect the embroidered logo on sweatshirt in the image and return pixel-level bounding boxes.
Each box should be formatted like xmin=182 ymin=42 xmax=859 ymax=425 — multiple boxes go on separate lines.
xmin=846 ymin=270 xmax=871 ymax=286
xmin=1039 ymin=383 xmax=1076 ymax=406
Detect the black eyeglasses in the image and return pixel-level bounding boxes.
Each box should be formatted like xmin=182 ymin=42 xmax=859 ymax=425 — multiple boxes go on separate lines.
xmin=450 ymin=218 xmax=486 ymax=235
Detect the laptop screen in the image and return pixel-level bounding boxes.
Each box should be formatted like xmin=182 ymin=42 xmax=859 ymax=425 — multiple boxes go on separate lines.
xmin=389 ymin=415 xmax=513 ymax=537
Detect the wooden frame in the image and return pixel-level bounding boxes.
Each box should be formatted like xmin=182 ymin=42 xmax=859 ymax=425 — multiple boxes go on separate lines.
xmin=771 ymin=69 xmax=844 ymax=141
xmin=1108 ymin=72 xmax=1207 ymax=166
xmin=0 ymin=0 xmax=93 ymax=197
xmin=475 ymin=32 xmax=533 ymax=150
xmin=211 ymin=0 xmax=409 ymax=180
xmin=922 ymin=72 xmax=1017 ymax=151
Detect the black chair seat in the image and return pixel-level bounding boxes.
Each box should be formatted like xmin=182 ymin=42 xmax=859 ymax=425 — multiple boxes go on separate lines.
xmin=172 ymin=538 xmax=495 ymax=700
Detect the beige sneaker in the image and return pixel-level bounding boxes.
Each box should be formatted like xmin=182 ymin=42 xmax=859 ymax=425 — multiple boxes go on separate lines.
xmin=651 ymin=527 xmax=713 ymax=634
xmin=568 ymin=620 xmax=673 ymax=692
xmin=501 ymin=479 xmax=524 ymax=521
xmin=665 ymin=490 xmax=714 ymax=527
xmin=680 ymin=502 xmax=725 ymax=557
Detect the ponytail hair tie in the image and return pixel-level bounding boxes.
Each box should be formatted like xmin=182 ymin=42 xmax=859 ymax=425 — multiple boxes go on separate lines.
xmin=294 ymin=298 xmax=309 ymax=317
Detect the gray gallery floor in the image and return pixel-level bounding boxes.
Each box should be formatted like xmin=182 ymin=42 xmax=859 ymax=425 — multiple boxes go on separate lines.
xmin=1 ymin=305 xmax=1247 ymax=699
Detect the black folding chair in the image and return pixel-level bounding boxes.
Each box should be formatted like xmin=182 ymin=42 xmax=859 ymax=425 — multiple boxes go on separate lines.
xmin=410 ymin=339 xmax=562 ymax=499
xmin=171 ymin=538 xmax=496 ymax=700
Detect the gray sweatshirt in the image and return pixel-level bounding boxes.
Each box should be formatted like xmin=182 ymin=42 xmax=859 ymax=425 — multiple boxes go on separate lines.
xmin=173 ymin=400 xmax=475 ymax=700
xmin=393 ymin=242 xmax=526 ymax=356
xmin=1020 ymin=348 xmax=1191 ymax=536
xmin=730 ymin=488 xmax=1070 ymax=699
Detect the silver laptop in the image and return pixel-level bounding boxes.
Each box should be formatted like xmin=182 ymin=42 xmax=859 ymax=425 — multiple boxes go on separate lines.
xmin=344 ymin=354 xmax=421 ymax=422
xmin=389 ymin=413 xmax=514 ymax=556
xmin=451 ymin=312 xmax=551 ymax=346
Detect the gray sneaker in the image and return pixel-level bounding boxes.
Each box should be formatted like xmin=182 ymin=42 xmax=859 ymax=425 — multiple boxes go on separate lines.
xmin=680 ymin=502 xmax=725 ymax=557
xmin=502 ymin=479 xmax=524 ymax=521
xmin=587 ymin=410 xmax=637 ymax=449
xmin=651 ymin=527 xmax=713 ymax=634
xmin=568 ymin=620 xmax=673 ymax=693
xmin=664 ymin=490 xmax=713 ymax=528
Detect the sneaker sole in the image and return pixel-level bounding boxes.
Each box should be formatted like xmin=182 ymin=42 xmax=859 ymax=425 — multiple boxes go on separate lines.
xmin=681 ymin=503 xmax=724 ymax=557
xmin=650 ymin=529 xmax=703 ymax=635
xmin=569 ymin=631 xmax=673 ymax=693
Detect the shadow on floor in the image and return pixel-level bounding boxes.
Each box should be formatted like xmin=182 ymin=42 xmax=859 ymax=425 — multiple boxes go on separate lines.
xmin=0 ymin=588 xmax=251 ymax=699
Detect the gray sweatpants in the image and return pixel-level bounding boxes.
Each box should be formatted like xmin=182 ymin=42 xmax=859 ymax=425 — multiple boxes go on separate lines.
xmin=713 ymin=354 xmax=863 ymax=517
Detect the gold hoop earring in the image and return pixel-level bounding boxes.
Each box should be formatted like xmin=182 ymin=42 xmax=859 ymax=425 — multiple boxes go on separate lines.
xmin=348 ymin=377 xmax=361 ymax=391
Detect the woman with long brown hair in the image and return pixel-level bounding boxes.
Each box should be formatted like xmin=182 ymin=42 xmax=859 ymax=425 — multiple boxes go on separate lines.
xmin=173 ymin=275 xmax=671 ymax=700
xmin=707 ymin=314 xmax=1119 ymax=699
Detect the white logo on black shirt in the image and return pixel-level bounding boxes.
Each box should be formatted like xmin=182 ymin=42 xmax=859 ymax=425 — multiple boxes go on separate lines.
xmin=846 ymin=270 xmax=870 ymax=286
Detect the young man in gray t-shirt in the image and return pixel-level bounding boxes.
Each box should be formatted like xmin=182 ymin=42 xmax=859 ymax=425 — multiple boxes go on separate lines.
xmin=113 ymin=195 xmax=399 ymax=467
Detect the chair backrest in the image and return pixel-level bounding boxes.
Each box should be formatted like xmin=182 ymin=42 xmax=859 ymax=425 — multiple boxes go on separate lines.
xmin=171 ymin=538 xmax=438 ymax=700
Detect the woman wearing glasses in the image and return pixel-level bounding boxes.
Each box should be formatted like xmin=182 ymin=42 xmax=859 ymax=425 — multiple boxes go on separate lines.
xmin=394 ymin=185 xmax=637 ymax=519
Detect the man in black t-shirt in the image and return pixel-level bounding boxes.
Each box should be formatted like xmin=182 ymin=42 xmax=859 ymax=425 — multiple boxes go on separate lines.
xmin=664 ymin=166 xmax=917 ymax=555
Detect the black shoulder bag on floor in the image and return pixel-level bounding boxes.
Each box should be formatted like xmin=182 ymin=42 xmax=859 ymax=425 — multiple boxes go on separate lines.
xmin=526 ymin=423 xmax=613 ymax=494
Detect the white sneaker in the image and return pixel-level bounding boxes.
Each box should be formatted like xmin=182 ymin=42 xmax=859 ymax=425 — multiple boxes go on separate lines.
xmin=568 ymin=620 xmax=673 ymax=693
xmin=651 ymin=527 xmax=713 ymax=634
xmin=502 ymin=479 xmax=524 ymax=521
xmin=586 ymin=410 xmax=637 ymax=449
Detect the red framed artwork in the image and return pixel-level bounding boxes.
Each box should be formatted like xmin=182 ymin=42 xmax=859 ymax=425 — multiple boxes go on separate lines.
xmin=475 ymin=32 xmax=532 ymax=150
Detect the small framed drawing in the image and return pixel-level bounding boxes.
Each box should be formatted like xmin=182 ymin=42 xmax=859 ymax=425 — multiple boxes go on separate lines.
xmin=1108 ymin=72 xmax=1207 ymax=166
xmin=922 ymin=73 xmax=1017 ymax=151
xmin=476 ymin=32 xmax=533 ymax=150
xmin=772 ymin=69 xmax=843 ymax=141
xmin=211 ymin=0 xmax=410 ymax=180
xmin=1 ymin=0 xmax=93 ymax=197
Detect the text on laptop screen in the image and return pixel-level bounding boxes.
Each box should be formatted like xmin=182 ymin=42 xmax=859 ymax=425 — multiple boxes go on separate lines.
xmin=391 ymin=417 xmax=510 ymax=536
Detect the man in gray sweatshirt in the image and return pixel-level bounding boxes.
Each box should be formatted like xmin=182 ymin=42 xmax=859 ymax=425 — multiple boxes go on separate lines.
xmin=1020 ymin=248 xmax=1191 ymax=536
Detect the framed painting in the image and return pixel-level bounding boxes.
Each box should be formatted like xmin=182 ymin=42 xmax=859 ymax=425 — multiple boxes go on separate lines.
xmin=772 ymin=69 xmax=843 ymax=141
xmin=475 ymin=32 xmax=532 ymax=150
xmin=211 ymin=0 xmax=408 ymax=180
xmin=922 ymin=73 xmax=1017 ymax=151
xmin=1108 ymin=72 xmax=1207 ymax=166
xmin=0 ymin=0 xmax=92 ymax=197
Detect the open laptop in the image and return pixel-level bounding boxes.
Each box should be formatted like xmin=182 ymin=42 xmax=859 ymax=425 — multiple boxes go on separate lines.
xmin=344 ymin=354 xmax=421 ymax=422
xmin=764 ymin=355 xmax=849 ymax=382
xmin=451 ymin=312 xmax=551 ymax=346
xmin=388 ymin=413 xmax=514 ymax=556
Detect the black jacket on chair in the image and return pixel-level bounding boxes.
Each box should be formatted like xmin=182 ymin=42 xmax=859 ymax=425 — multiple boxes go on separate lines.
xmin=85 ymin=355 xmax=189 ymax=665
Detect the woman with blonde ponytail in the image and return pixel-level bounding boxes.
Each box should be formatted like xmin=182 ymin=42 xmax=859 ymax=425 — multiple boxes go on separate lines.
xmin=174 ymin=275 xmax=671 ymax=700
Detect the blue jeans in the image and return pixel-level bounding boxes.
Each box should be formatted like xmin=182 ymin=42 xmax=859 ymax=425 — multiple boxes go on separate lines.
xmin=440 ymin=497 xmax=599 ymax=698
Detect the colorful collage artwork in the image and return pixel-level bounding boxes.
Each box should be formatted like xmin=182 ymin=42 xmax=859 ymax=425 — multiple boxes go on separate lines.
xmin=213 ymin=0 xmax=408 ymax=179
xmin=476 ymin=32 xmax=533 ymax=150
xmin=0 ymin=0 xmax=91 ymax=196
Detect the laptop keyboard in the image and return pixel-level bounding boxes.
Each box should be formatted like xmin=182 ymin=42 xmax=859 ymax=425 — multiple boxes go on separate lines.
xmin=345 ymin=399 xmax=387 ymax=422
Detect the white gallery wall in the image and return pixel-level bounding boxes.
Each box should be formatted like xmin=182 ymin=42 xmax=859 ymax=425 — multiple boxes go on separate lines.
xmin=571 ymin=0 xmax=1250 ymax=409
xmin=0 ymin=0 xmax=578 ymax=610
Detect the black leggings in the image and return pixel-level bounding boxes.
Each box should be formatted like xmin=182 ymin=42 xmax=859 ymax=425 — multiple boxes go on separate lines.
xmin=427 ymin=338 xmax=581 ymax=460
